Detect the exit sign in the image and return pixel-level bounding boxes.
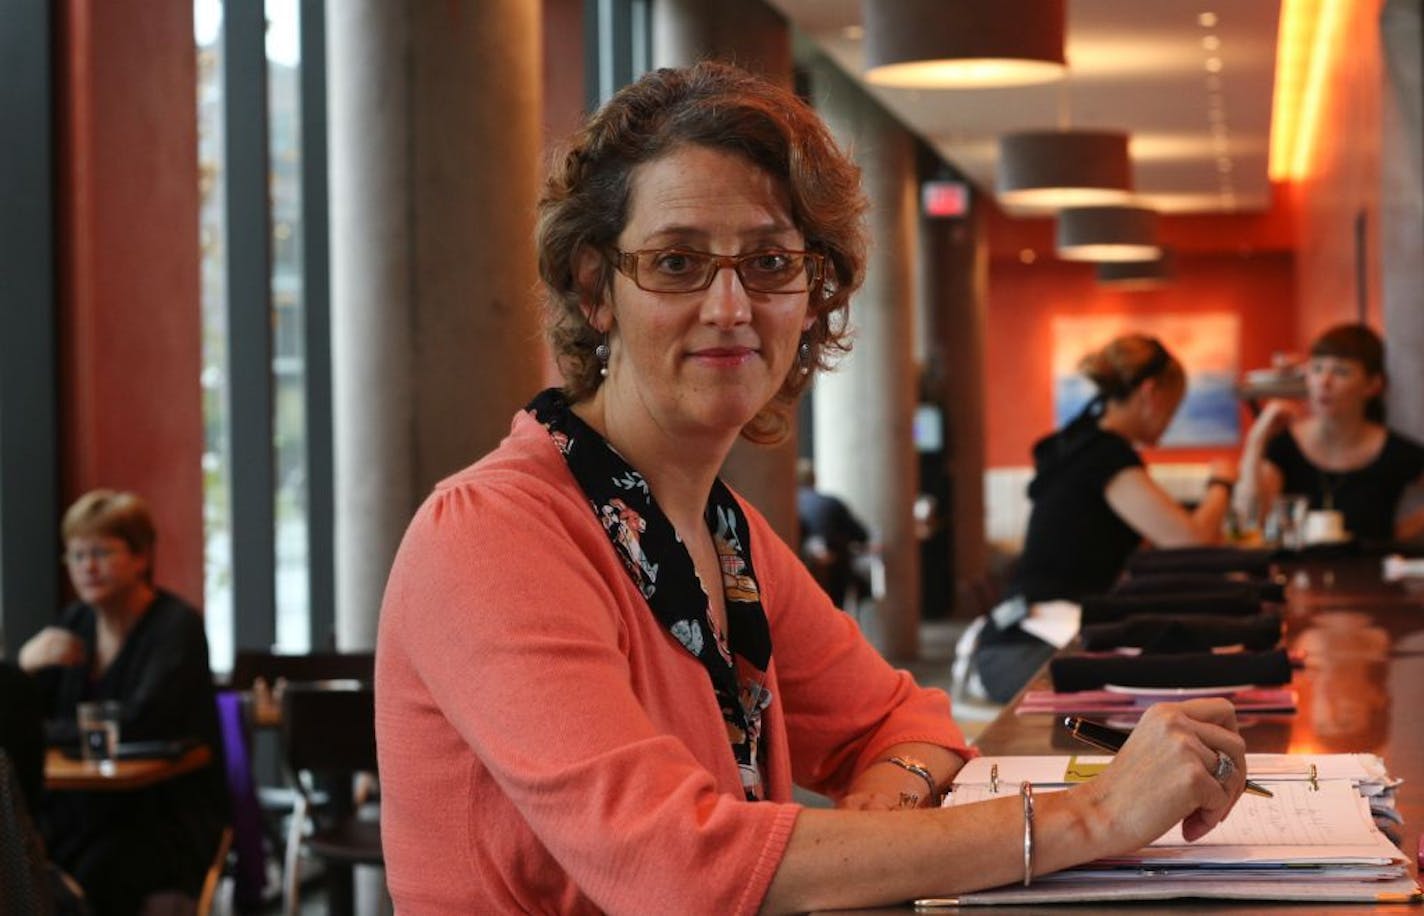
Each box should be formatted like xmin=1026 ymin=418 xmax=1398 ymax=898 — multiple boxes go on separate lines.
xmin=922 ymin=180 xmax=969 ymax=217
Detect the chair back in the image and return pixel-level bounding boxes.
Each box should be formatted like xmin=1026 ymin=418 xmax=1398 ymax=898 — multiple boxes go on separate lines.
xmin=215 ymin=690 xmax=266 ymax=908
xmin=279 ymin=683 xmax=378 ymax=779
xmin=228 ymin=650 xmax=374 ymax=691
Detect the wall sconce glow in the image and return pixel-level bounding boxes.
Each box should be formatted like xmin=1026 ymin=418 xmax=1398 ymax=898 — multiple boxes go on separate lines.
xmin=862 ymin=0 xmax=1067 ymax=88
xmin=1270 ymin=0 xmax=1348 ymax=180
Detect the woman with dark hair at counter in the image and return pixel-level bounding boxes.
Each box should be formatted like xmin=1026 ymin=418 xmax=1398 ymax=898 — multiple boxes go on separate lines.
xmin=375 ymin=62 xmax=1248 ymax=913
xmin=1237 ymin=323 xmax=1424 ymax=543
xmin=972 ymin=335 xmax=1237 ymax=702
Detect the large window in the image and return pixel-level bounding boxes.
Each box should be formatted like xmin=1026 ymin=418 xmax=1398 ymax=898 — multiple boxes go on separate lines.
xmin=196 ymin=0 xmax=323 ymax=671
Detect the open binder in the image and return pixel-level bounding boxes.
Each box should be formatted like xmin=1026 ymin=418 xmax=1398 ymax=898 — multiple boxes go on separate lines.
xmin=918 ymin=754 xmax=1422 ymax=906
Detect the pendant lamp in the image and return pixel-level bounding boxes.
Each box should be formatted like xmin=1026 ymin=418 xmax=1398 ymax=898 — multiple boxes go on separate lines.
xmin=862 ymin=0 xmax=1066 ymax=88
xmin=997 ymin=130 xmax=1135 ymax=210
xmin=1096 ymin=251 xmax=1175 ymax=289
xmin=1057 ymin=206 xmax=1161 ymax=262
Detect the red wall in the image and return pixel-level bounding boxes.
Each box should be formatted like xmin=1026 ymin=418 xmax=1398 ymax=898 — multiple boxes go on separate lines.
xmin=984 ymin=247 xmax=1298 ymax=469
xmin=56 ymin=0 xmax=205 ymax=604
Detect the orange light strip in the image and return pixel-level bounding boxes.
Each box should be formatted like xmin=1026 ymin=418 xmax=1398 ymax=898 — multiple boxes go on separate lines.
xmin=1268 ymin=0 xmax=1318 ymax=179
xmin=1268 ymin=0 xmax=1351 ymax=180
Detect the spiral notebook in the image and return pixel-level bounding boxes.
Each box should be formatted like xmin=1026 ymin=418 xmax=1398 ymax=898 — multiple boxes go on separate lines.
xmin=917 ymin=754 xmax=1421 ymax=906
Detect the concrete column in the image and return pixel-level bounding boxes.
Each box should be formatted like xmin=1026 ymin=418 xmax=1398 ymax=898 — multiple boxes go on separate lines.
xmin=329 ymin=1 xmax=545 ymax=650
xmin=920 ymin=195 xmax=991 ymax=617
xmin=1380 ymin=0 xmax=1424 ymax=442
xmin=808 ymin=55 xmax=921 ymax=659
xmin=651 ymin=0 xmax=800 ymax=545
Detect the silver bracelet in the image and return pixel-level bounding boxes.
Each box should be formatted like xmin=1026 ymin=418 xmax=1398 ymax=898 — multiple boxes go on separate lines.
xmin=887 ymin=755 xmax=938 ymax=804
xmin=1020 ymin=780 xmax=1035 ymax=887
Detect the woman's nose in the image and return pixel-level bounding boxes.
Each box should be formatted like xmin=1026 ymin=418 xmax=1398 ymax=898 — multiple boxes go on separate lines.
xmin=700 ymin=267 xmax=752 ymax=327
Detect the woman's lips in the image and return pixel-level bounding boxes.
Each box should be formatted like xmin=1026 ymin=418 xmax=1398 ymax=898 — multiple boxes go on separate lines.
xmin=688 ymin=346 xmax=756 ymax=367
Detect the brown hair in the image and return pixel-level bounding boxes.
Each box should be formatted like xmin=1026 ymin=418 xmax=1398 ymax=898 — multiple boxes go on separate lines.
xmin=1078 ymin=334 xmax=1185 ymax=402
xmin=62 ymin=490 xmax=156 ymax=582
xmin=536 ymin=60 xmax=868 ymax=443
xmin=1310 ymin=323 xmax=1386 ymax=421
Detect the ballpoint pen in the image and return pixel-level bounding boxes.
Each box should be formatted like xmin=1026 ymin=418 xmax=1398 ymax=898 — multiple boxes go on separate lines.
xmin=1062 ymin=715 xmax=1274 ymax=798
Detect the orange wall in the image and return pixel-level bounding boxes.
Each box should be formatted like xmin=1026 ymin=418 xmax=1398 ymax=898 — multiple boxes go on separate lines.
xmin=56 ymin=0 xmax=205 ymax=604
xmin=1289 ymin=0 xmax=1385 ymax=340
xmin=984 ymin=248 xmax=1298 ymax=469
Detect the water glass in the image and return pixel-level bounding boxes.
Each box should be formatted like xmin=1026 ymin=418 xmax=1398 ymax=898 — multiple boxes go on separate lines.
xmin=76 ymin=700 xmax=122 ymax=771
xmin=1267 ymin=494 xmax=1310 ymax=549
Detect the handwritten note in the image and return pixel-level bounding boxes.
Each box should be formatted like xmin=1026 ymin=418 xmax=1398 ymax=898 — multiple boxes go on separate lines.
xmin=1150 ymin=780 xmax=1375 ymax=847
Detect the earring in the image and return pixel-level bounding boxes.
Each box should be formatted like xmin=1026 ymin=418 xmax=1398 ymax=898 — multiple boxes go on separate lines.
xmin=595 ymin=336 xmax=611 ymax=378
xmin=797 ymin=340 xmax=812 ymax=376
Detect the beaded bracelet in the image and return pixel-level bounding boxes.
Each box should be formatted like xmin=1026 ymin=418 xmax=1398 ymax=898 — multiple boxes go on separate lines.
xmin=1020 ymin=780 xmax=1035 ymax=887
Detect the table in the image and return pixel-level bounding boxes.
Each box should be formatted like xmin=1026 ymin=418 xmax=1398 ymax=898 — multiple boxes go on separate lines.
xmin=967 ymin=555 xmax=1424 ymax=912
xmin=44 ymin=744 xmax=213 ymax=792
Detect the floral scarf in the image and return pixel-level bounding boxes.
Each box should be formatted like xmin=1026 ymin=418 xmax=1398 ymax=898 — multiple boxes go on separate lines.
xmin=528 ymin=389 xmax=774 ymax=800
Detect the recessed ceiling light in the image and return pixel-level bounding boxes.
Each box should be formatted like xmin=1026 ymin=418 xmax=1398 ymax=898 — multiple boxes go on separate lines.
xmin=1199 ymin=12 xmax=1219 ymax=28
xmin=1205 ymin=57 xmax=1223 ymax=73
xmin=1019 ymin=248 xmax=1037 ymax=264
xmin=1202 ymin=35 xmax=1221 ymax=51
xmin=1205 ymin=73 xmax=1222 ymax=90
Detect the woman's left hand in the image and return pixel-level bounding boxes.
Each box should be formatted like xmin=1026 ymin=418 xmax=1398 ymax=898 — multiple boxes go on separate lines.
xmin=837 ymin=758 xmax=934 ymax=811
xmin=837 ymin=789 xmax=922 ymax=811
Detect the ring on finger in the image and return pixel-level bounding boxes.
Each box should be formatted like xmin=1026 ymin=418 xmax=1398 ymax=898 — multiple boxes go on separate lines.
xmin=1211 ymin=750 xmax=1235 ymax=784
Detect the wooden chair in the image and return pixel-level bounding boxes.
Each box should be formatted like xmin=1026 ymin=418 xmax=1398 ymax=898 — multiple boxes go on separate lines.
xmin=278 ymin=682 xmax=382 ymax=916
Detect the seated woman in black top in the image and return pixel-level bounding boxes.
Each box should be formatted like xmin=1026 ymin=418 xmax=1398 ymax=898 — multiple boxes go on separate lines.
xmin=973 ymin=335 xmax=1237 ymax=701
xmin=17 ymin=489 xmax=226 ymax=916
xmin=1237 ymin=323 xmax=1424 ymax=544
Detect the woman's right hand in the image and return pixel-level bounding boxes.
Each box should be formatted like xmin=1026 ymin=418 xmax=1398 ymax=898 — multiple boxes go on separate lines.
xmin=1248 ymin=399 xmax=1302 ymax=443
xmin=17 ymin=626 xmax=87 ymax=674
xmin=1077 ymin=699 xmax=1246 ymax=851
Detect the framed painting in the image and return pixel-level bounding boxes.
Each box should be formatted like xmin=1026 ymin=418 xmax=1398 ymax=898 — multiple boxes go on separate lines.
xmin=1053 ymin=312 xmax=1241 ymax=446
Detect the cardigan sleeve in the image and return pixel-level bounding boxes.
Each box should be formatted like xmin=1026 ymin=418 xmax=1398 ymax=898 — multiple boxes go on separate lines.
xmin=379 ymin=474 xmax=798 ymax=915
xmin=746 ymin=506 xmax=975 ymax=798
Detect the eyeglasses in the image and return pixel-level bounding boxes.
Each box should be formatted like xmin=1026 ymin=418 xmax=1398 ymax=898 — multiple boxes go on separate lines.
xmin=63 ymin=546 xmax=124 ymax=566
xmin=609 ymin=247 xmax=825 ymax=294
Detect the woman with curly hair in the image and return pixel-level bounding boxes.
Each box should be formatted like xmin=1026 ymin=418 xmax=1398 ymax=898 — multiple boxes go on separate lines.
xmin=375 ymin=62 xmax=1247 ymax=913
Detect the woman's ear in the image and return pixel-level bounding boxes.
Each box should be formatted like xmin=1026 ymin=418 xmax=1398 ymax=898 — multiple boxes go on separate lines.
xmin=574 ymin=245 xmax=610 ymax=331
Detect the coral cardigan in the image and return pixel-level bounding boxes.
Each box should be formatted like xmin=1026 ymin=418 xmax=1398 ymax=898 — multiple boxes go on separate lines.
xmin=376 ymin=411 xmax=971 ymax=914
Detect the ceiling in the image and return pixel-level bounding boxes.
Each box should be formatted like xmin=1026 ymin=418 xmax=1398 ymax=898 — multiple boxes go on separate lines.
xmin=766 ymin=0 xmax=1284 ymax=215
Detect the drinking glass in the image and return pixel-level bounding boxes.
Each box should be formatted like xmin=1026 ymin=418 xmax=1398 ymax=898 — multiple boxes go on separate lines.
xmin=1267 ymin=494 xmax=1310 ymax=549
xmin=76 ymin=700 xmax=122 ymax=772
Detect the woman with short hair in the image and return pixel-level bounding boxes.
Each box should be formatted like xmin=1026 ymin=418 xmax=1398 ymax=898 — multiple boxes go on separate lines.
xmin=18 ymin=489 xmax=225 ymax=916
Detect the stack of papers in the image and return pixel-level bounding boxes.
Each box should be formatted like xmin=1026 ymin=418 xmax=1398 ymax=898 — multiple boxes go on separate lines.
xmin=923 ymin=754 xmax=1419 ymax=905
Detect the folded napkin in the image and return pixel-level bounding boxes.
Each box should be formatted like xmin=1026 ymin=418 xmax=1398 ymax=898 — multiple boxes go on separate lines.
xmin=1124 ymin=546 xmax=1275 ymax=577
xmin=1080 ymin=590 xmax=1262 ymax=625
xmin=1111 ymin=573 xmax=1285 ymax=604
xmin=1050 ymin=648 xmax=1292 ymax=692
xmin=1079 ymin=612 xmax=1282 ymax=654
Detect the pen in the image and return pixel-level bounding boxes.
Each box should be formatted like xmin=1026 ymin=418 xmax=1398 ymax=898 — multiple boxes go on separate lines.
xmin=1062 ymin=715 xmax=1274 ymax=798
